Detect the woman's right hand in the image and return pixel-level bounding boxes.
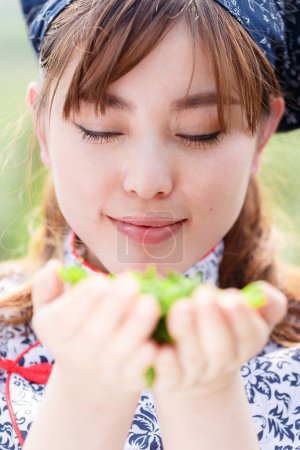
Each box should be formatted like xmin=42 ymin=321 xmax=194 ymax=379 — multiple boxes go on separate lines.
xmin=31 ymin=259 xmax=160 ymax=406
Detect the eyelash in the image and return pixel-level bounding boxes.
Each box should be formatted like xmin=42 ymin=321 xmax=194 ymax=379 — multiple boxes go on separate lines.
xmin=79 ymin=130 xmax=123 ymax=144
xmin=78 ymin=129 xmax=222 ymax=148
xmin=177 ymin=132 xmax=222 ymax=149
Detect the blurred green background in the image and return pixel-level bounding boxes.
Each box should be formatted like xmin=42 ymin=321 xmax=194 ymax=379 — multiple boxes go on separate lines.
xmin=0 ymin=0 xmax=299 ymax=265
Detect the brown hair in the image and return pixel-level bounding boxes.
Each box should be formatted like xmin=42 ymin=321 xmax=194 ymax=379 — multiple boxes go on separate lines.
xmin=1 ymin=0 xmax=300 ymax=347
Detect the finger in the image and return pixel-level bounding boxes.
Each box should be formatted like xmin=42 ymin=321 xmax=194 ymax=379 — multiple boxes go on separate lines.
xmin=80 ymin=272 xmax=141 ymax=345
xmin=193 ymin=286 xmax=238 ymax=379
xmin=166 ymin=298 xmax=202 ymax=388
xmin=32 ymin=273 xmax=112 ymax=343
xmin=153 ymin=345 xmax=181 ymax=391
xmin=108 ymin=294 xmax=160 ymax=363
xmin=250 ymin=282 xmax=287 ymax=328
xmin=121 ymin=341 xmax=158 ymax=392
xmin=32 ymin=259 xmax=64 ymax=312
xmin=217 ymin=290 xmax=270 ymax=362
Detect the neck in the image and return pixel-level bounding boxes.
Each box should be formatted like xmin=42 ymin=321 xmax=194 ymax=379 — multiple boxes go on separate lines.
xmin=64 ymin=230 xmax=224 ymax=286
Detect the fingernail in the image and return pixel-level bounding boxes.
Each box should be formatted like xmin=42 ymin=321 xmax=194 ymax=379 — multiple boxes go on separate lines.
xmin=174 ymin=300 xmax=193 ymax=324
xmin=138 ymin=295 xmax=159 ymax=315
xmin=116 ymin=273 xmax=140 ymax=294
xmin=193 ymin=285 xmax=215 ymax=304
xmin=218 ymin=292 xmax=240 ymax=309
xmin=47 ymin=258 xmax=62 ymax=268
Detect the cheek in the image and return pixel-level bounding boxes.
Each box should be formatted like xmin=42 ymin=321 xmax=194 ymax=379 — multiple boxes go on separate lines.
xmin=48 ymin=122 xmax=110 ymax=189
xmin=46 ymin=141 xmax=112 ymax=217
xmin=184 ymin=137 xmax=255 ymax=216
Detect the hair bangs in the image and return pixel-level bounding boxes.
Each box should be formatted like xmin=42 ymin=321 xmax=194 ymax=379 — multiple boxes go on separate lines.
xmin=38 ymin=0 xmax=280 ymax=134
xmin=60 ymin=0 xmax=189 ymax=119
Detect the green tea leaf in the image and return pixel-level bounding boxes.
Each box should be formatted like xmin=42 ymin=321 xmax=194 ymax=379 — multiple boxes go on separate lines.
xmin=241 ymin=282 xmax=267 ymax=309
xmin=57 ymin=263 xmax=202 ymax=344
xmin=129 ymin=264 xmax=202 ymax=343
xmin=144 ymin=366 xmax=156 ymax=388
xmin=57 ymin=266 xmax=88 ymax=285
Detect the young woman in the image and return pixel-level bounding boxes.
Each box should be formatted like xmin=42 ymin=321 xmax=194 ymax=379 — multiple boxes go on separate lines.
xmin=0 ymin=0 xmax=300 ymax=449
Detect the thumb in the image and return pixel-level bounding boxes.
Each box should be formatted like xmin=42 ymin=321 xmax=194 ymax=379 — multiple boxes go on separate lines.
xmin=32 ymin=259 xmax=64 ymax=313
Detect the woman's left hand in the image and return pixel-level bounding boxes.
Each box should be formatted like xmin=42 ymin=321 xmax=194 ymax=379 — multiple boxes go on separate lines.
xmin=151 ymin=282 xmax=287 ymax=397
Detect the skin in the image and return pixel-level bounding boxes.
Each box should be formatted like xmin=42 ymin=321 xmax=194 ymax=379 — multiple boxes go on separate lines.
xmin=28 ymin=21 xmax=284 ymax=277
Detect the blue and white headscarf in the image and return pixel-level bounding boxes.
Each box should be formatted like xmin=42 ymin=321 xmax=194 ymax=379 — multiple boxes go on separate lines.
xmin=20 ymin=0 xmax=300 ymax=132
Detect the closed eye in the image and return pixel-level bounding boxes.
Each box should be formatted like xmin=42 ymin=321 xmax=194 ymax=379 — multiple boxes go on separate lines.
xmin=73 ymin=121 xmax=223 ymax=148
xmin=80 ymin=130 xmax=123 ymax=144
xmin=176 ymin=131 xmax=222 ymax=148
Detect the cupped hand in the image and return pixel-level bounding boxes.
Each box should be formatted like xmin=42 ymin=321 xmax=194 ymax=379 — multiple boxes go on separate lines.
xmin=31 ymin=260 xmax=160 ymax=405
xmin=151 ymin=282 xmax=287 ymax=397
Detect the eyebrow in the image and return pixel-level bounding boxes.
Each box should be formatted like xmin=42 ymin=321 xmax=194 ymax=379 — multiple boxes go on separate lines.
xmin=101 ymin=91 xmax=239 ymax=112
xmin=171 ymin=92 xmax=239 ymax=111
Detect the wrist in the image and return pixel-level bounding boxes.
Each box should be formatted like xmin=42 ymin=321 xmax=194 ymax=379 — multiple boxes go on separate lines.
xmin=153 ymin=370 xmax=241 ymax=403
xmin=49 ymin=363 xmax=140 ymax=410
xmin=153 ymin=371 xmax=259 ymax=450
xmin=24 ymin=365 xmax=140 ymax=450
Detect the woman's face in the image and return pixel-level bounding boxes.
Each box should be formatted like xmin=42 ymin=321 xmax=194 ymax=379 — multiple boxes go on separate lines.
xmin=32 ymin=21 xmax=282 ymax=276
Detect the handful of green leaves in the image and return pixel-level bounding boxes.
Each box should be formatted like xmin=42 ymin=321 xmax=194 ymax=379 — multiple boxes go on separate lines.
xmin=57 ymin=264 xmax=202 ymax=344
xmin=57 ymin=264 xmax=267 ymax=387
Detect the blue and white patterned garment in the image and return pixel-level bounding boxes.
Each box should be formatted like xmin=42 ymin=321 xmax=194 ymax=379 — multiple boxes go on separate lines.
xmin=214 ymin=0 xmax=300 ymax=132
xmin=0 ymin=235 xmax=300 ymax=449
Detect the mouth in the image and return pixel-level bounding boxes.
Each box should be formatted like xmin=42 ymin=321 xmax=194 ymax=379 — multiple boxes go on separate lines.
xmin=107 ymin=216 xmax=187 ymax=245
xmin=108 ymin=216 xmax=187 ymax=227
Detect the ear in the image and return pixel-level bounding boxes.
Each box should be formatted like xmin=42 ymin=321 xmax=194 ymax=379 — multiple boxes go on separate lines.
xmin=26 ymin=81 xmax=51 ymax=168
xmin=251 ymin=96 xmax=285 ymax=176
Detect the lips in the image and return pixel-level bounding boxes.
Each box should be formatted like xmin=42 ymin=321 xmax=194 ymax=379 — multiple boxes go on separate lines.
xmin=109 ymin=217 xmax=186 ymax=227
xmin=108 ymin=216 xmax=186 ymax=245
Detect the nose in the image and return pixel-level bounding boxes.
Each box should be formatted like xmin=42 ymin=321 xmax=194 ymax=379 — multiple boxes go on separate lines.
xmin=122 ymin=138 xmax=174 ymax=199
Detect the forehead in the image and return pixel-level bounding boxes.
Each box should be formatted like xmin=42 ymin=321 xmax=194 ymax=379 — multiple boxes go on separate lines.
xmin=54 ymin=20 xmax=221 ymax=111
